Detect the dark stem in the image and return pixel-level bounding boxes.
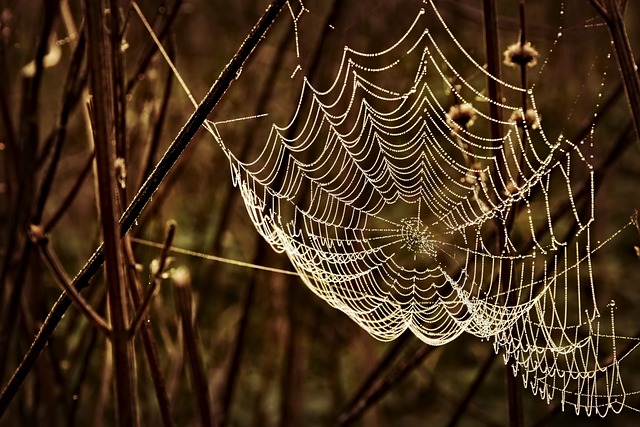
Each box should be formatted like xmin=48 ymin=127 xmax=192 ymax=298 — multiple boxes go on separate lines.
xmin=218 ymin=255 xmax=260 ymax=427
xmin=173 ymin=270 xmax=213 ymax=427
xmin=0 ymin=0 xmax=60 ymax=381
xmin=0 ymin=0 xmax=287 ymax=417
xmin=84 ymin=1 xmax=138 ymax=425
xmin=33 ymin=28 xmax=87 ymax=224
xmin=44 ymin=151 xmax=95 ymax=233
xmin=518 ymin=0 xmax=528 ymax=113
xmin=36 ymin=235 xmax=111 ymax=335
xmin=481 ymin=1 xmax=523 ymax=426
xmin=335 ymin=344 xmax=435 ymax=426
xmin=125 ymin=0 xmax=184 ymax=95
xmin=340 ymin=332 xmax=412 ymax=417
xmin=128 ymin=221 xmax=175 ymax=336
xmin=123 ymin=239 xmax=176 ymax=427
xmin=601 ymin=0 xmax=640 ymax=144
xmin=445 ymin=352 xmax=497 ymax=427
xmin=136 ymin=34 xmax=175 ymax=192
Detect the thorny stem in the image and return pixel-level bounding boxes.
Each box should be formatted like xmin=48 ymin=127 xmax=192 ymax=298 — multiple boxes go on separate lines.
xmin=0 ymin=0 xmax=287 ymax=417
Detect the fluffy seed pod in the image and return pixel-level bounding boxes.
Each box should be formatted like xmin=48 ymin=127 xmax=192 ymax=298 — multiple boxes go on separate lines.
xmin=446 ymin=103 xmax=476 ymax=132
xmin=503 ymin=42 xmax=539 ymax=68
xmin=509 ymin=109 xmax=540 ymax=129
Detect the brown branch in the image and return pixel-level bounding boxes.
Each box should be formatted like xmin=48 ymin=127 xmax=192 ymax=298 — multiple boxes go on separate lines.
xmin=588 ymin=0 xmax=610 ymax=21
xmin=602 ymin=0 xmax=640 ymax=144
xmin=0 ymin=0 xmax=61 ymax=383
xmin=482 ymin=1 xmax=524 ymax=425
xmin=136 ymin=33 xmax=175 ymax=192
xmin=217 ymin=249 xmax=261 ymax=427
xmin=172 ymin=268 xmax=213 ymax=427
xmin=84 ymin=1 xmax=138 ymax=425
xmin=335 ymin=344 xmax=436 ymax=426
xmin=445 ymin=352 xmax=498 ymax=427
xmin=43 ymin=151 xmax=95 ymax=233
xmin=0 ymin=0 xmax=289 ymax=416
xmin=123 ymin=235 xmax=176 ymax=427
xmin=340 ymin=332 xmax=412 ymax=417
xmin=33 ymin=229 xmax=111 ymax=335
xmin=128 ymin=220 xmax=175 ymax=336
xmin=125 ymin=0 xmax=184 ymax=95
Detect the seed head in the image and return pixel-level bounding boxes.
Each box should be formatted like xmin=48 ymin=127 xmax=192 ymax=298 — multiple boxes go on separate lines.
xmin=509 ymin=109 xmax=540 ymax=129
xmin=446 ymin=103 xmax=476 ymax=132
xmin=503 ymin=42 xmax=539 ymax=68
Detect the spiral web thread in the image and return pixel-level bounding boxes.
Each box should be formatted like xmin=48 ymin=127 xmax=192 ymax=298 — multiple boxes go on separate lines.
xmin=200 ymin=0 xmax=640 ymax=416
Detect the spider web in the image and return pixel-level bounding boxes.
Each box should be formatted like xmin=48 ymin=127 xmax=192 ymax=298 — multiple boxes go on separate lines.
xmin=204 ymin=0 xmax=640 ymax=416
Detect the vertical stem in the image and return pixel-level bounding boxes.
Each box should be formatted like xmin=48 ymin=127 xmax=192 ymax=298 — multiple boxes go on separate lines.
xmin=445 ymin=352 xmax=497 ymax=427
xmin=279 ymin=280 xmax=303 ymax=427
xmin=0 ymin=0 xmax=288 ymax=416
xmin=482 ymin=0 xmax=506 ymax=201
xmin=518 ymin=0 xmax=528 ymax=112
xmin=482 ymin=2 xmax=523 ymax=426
xmin=84 ymin=1 xmax=138 ymax=426
xmin=124 ymin=242 xmax=176 ymax=427
xmin=173 ymin=269 xmax=213 ymax=427
xmin=602 ymin=0 xmax=640 ymax=144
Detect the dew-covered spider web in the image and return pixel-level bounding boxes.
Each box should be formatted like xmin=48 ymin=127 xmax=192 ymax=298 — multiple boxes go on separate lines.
xmin=144 ymin=0 xmax=640 ymax=417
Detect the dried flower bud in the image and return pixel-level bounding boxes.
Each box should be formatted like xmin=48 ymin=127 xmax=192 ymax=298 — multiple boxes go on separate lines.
xmin=509 ymin=109 xmax=540 ymax=129
xmin=115 ymin=157 xmax=127 ymax=189
xmin=446 ymin=103 xmax=476 ymax=132
xmin=503 ymin=42 xmax=539 ymax=68
xmin=504 ymin=181 xmax=519 ymax=196
xmin=171 ymin=266 xmax=191 ymax=288
xmin=28 ymin=224 xmax=46 ymax=244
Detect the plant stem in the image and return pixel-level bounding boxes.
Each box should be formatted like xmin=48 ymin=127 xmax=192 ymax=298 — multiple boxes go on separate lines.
xmin=0 ymin=0 xmax=287 ymax=417
xmin=445 ymin=352 xmax=497 ymax=427
xmin=601 ymin=0 xmax=640 ymax=144
xmin=84 ymin=1 xmax=138 ymax=425
xmin=481 ymin=1 xmax=523 ymax=426
xmin=340 ymin=332 xmax=412 ymax=417
xmin=173 ymin=269 xmax=213 ymax=427
xmin=335 ymin=344 xmax=435 ymax=426
xmin=123 ymin=237 xmax=176 ymax=427
xmin=518 ymin=0 xmax=528 ymax=113
xmin=36 ymin=235 xmax=111 ymax=335
xmin=0 ymin=0 xmax=60 ymax=383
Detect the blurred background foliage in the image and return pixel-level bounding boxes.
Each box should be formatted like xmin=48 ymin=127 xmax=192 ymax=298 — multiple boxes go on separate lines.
xmin=1 ymin=0 xmax=640 ymax=426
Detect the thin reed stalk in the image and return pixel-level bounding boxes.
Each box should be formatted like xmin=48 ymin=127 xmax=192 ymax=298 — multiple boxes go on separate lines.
xmin=173 ymin=268 xmax=213 ymax=427
xmin=85 ymin=1 xmax=138 ymax=425
xmin=0 ymin=0 xmax=287 ymax=416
